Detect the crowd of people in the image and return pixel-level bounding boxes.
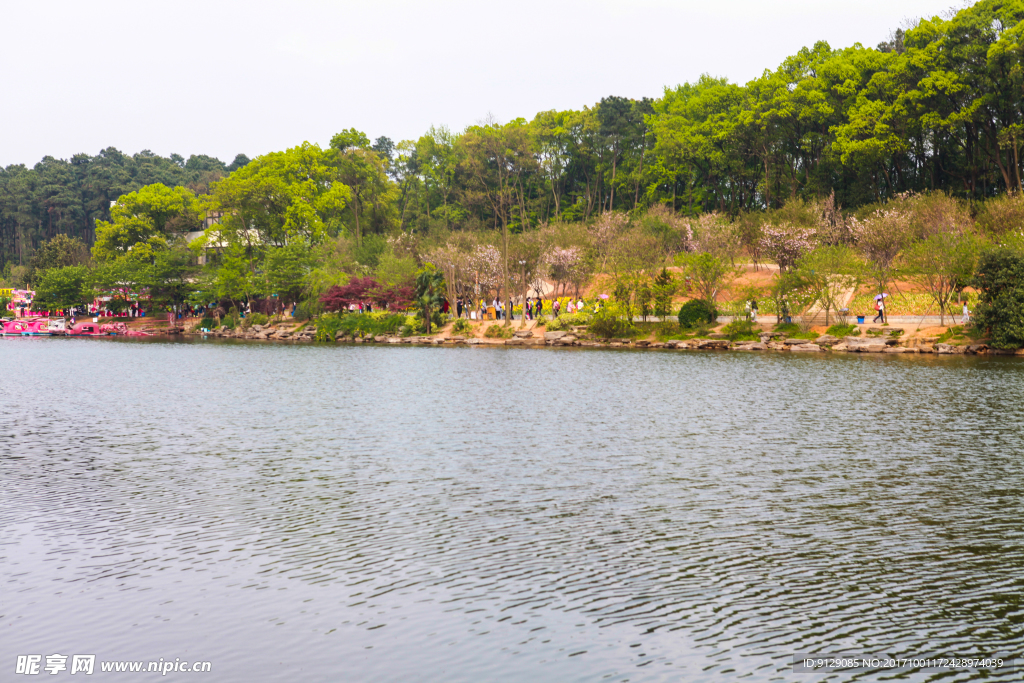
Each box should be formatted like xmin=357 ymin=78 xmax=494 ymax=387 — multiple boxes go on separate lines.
xmin=439 ymin=296 xmax=601 ymax=322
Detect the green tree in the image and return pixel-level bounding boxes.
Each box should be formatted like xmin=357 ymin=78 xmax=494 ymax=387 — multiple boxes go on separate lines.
xmin=33 ymin=265 xmax=93 ymax=311
xmin=793 ymin=245 xmax=864 ymax=326
xmin=328 ymin=131 xmax=398 ymax=245
xmin=972 ymin=246 xmax=1024 ymax=348
xmin=903 ymin=231 xmax=981 ymax=325
xmin=147 ymin=244 xmax=198 ymax=311
xmin=93 ymin=257 xmax=149 ymax=314
xmin=264 ymin=242 xmax=312 ymax=305
xmin=93 ymin=184 xmax=205 ymax=262
xmin=652 ymin=267 xmax=676 ymax=317
xmin=30 ymin=234 xmax=90 ymax=275
xmin=460 ymin=119 xmax=538 ymax=326
xmin=414 ymin=265 xmax=445 ymax=333
xmin=208 ymin=143 xmax=350 ymax=252
xmin=674 ymin=251 xmax=736 ymax=309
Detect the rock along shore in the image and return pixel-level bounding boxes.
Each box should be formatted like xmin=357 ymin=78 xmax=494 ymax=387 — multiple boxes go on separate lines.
xmin=186 ymin=323 xmax=1024 ymax=356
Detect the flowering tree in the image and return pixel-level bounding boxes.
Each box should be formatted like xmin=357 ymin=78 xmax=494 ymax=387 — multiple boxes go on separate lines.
xmin=471 ymin=244 xmax=503 ymax=299
xmin=545 ymin=246 xmax=586 ymax=297
xmin=689 ymin=213 xmax=734 ymax=258
xmin=852 ymin=208 xmax=911 ymax=293
xmin=427 ymin=241 xmax=474 ymax=315
xmin=641 ymin=204 xmax=695 ymax=254
xmin=817 ymin=191 xmax=856 ymax=246
xmin=759 ymin=223 xmax=815 ymax=272
xmin=589 ymin=211 xmax=629 ymax=272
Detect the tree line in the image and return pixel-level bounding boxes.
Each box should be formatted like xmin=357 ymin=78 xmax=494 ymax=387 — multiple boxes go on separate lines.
xmin=4 ymin=0 xmax=1024 ymax=270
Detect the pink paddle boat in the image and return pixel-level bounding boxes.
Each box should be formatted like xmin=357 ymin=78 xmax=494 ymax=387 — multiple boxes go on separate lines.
xmin=2 ymin=319 xmax=52 ymax=336
xmin=65 ymin=321 xmax=116 ymax=337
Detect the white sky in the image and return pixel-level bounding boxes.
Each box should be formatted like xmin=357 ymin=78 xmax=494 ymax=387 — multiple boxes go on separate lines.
xmin=0 ymin=0 xmax=960 ymax=167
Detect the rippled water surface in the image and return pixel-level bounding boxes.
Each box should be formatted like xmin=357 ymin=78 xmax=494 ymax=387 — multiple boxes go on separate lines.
xmin=2 ymin=338 xmax=1023 ymax=682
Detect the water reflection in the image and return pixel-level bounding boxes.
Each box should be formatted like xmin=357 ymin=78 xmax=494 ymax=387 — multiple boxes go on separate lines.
xmin=1 ymin=338 xmax=1022 ymax=681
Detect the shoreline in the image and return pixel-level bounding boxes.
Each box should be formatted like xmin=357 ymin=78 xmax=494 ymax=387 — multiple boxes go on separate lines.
xmin=175 ymin=321 xmax=1022 ymax=356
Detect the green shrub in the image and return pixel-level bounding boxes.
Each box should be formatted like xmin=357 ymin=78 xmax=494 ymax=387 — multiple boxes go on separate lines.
xmin=678 ymin=299 xmax=717 ymax=328
xmin=589 ymin=309 xmax=635 ymax=338
xmin=973 ymin=247 xmax=1024 ymax=348
xmin=199 ymin=316 xmax=215 ymax=330
xmin=451 ymin=318 xmax=472 ymax=334
xmin=484 ymin=324 xmax=514 ymax=339
xmin=721 ymin=319 xmax=760 ymax=341
xmin=534 ymin=317 xmax=545 ymax=327
xmin=324 ymin=312 xmax=408 ymax=338
xmin=547 ymin=312 xmax=590 ymax=331
xmin=293 ymin=301 xmax=319 ymax=321
xmin=774 ymin=321 xmax=817 ymax=339
xmin=826 ymin=323 xmax=859 ymax=337
xmin=248 ymin=313 xmax=269 ymax=327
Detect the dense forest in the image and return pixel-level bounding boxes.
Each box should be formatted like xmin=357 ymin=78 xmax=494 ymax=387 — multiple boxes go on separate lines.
xmin=7 ymin=0 xmax=1024 ymax=346
xmin=4 ymin=0 xmax=1024 ymax=268
xmin=0 ymin=149 xmax=250 ymax=267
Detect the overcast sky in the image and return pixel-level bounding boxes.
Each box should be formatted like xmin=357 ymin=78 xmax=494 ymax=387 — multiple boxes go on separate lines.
xmin=0 ymin=0 xmax=962 ymax=167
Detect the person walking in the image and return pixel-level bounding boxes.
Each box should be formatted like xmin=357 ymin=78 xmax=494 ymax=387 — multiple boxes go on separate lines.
xmin=873 ymin=297 xmax=885 ymax=324
xmin=567 ymin=299 xmax=575 ymax=315
xmin=750 ymin=299 xmax=758 ymax=324
xmin=962 ymin=301 xmax=970 ymax=325
xmin=536 ymin=297 xmax=544 ymax=319
xmin=577 ymin=298 xmax=584 ymax=314
xmin=553 ymin=299 xmax=560 ymax=317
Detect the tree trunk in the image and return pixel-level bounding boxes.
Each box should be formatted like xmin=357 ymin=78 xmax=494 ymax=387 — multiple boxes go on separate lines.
xmin=609 ymin=151 xmax=617 ymax=212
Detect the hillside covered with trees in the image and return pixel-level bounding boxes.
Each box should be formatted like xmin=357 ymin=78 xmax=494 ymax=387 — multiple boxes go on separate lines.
xmin=7 ymin=0 xmax=1024 ymax=346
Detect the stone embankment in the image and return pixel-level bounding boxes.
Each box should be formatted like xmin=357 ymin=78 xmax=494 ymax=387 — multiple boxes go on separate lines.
xmin=189 ymin=323 xmax=1022 ymax=355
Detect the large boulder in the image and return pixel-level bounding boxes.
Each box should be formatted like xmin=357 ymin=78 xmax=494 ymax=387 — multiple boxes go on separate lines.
xmin=544 ymin=330 xmax=568 ymax=341
xmin=815 ymin=334 xmax=839 ymax=346
xmin=845 ymin=337 xmax=886 ymax=353
xmin=790 ymin=343 xmax=823 ymax=352
xmin=784 ymin=338 xmax=811 ymax=345
xmin=732 ymin=342 xmax=767 ymax=351
xmin=697 ymin=339 xmax=729 ymax=350
xmin=934 ymin=343 xmax=966 ymax=354
xmin=513 ymin=330 xmax=533 ymax=338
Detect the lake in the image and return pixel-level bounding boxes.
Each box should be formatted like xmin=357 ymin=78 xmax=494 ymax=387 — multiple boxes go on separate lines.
xmin=2 ymin=338 xmax=1022 ymax=681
